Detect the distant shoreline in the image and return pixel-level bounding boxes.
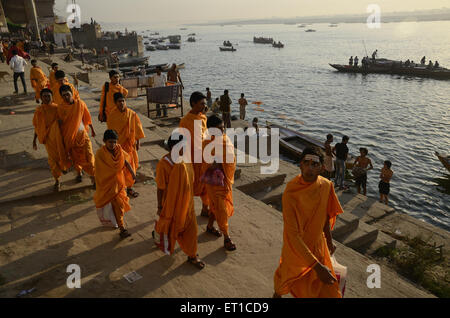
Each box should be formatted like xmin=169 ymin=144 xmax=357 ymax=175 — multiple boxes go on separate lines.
xmin=186 ymin=9 xmax=450 ymax=27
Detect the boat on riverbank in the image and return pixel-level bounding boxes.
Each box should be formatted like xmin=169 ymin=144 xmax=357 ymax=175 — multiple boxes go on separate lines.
xmin=219 ymin=46 xmax=236 ymax=52
xmin=145 ymin=45 xmax=156 ymax=51
xmin=266 ymin=121 xmax=355 ymax=168
xmin=121 ymin=63 xmax=185 ymax=76
xmin=330 ymin=58 xmax=450 ymax=80
xmin=435 ymin=152 xmax=450 ymax=172
xmin=117 ymin=56 xmax=149 ymax=67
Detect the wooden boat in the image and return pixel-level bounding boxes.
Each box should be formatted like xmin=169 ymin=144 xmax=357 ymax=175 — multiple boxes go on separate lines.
xmin=298 ymin=24 xmax=306 ymax=28
xmin=168 ymin=35 xmax=181 ymax=44
xmin=329 ymin=60 xmax=450 ymax=80
xmin=156 ymin=45 xmax=168 ymax=50
xmin=305 ymin=29 xmax=316 ymax=32
xmin=253 ymin=36 xmax=273 ymax=44
xmin=145 ymin=45 xmax=156 ymax=51
xmin=273 ymin=42 xmax=284 ymax=48
xmin=219 ymin=46 xmax=236 ymax=52
xmin=167 ymin=44 xmax=181 ymax=49
xmin=435 ymin=152 xmax=450 ymax=172
xmin=117 ymin=56 xmax=149 ymax=67
xmin=223 ymin=41 xmax=232 ymax=47
xmin=120 ymin=63 xmax=169 ymax=74
xmin=266 ymin=121 xmax=355 ymax=169
xmin=187 ymin=37 xmax=196 ymax=42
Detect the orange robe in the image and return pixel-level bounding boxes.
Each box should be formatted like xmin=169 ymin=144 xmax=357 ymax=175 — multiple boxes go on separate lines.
xmin=57 ymin=98 xmax=95 ymax=176
xmin=107 ymin=105 xmax=145 ymax=187
xmin=179 ymin=111 xmax=209 ymax=206
xmin=32 ymin=103 xmax=70 ymax=179
xmin=155 ymin=154 xmax=175 ymax=204
xmin=155 ymin=161 xmax=198 ymax=257
xmin=52 ymin=78 xmax=80 ymax=106
xmin=203 ymin=134 xmax=236 ymax=235
xmin=274 ymin=175 xmax=344 ymax=298
xmin=49 ymin=70 xmax=57 ymax=89
xmin=94 ymin=145 xmax=131 ymax=228
xmin=99 ymin=82 xmax=128 ymax=118
xmin=30 ymin=66 xmax=49 ymax=100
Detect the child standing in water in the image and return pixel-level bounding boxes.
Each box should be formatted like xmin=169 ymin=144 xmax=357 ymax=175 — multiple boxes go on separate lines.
xmin=379 ymin=160 xmax=393 ymax=205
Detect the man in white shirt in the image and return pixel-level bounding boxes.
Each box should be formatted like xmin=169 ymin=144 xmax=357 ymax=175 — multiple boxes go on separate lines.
xmin=152 ymin=66 xmax=167 ymax=117
xmin=9 ymin=50 xmax=28 ymax=94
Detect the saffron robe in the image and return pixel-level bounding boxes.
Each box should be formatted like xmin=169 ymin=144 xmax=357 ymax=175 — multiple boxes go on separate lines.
xmin=156 ymin=154 xmax=175 ymax=205
xmin=99 ymin=82 xmax=128 ymax=117
xmin=107 ymin=105 xmax=145 ymax=187
xmin=52 ymin=78 xmax=79 ymax=106
xmin=32 ymin=102 xmax=70 ymax=178
xmin=155 ymin=161 xmax=198 ymax=257
xmin=94 ymin=145 xmax=131 ymax=228
xmin=30 ymin=66 xmax=49 ymax=100
xmin=57 ymin=98 xmax=95 ymax=176
xmin=49 ymin=70 xmax=57 ymax=89
xmin=274 ymin=175 xmax=344 ymax=298
xmin=179 ymin=111 xmax=209 ymax=206
xmin=203 ymin=134 xmax=236 ymax=235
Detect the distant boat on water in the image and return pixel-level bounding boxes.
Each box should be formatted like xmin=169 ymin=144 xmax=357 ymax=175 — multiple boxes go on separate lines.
xmin=305 ymin=29 xmax=316 ymax=32
xmin=329 ymin=24 xmax=338 ymax=27
xmin=253 ymin=36 xmax=273 ymax=44
xmin=330 ymin=58 xmax=450 ymax=80
xmin=219 ymin=46 xmax=236 ymax=52
xmin=272 ymin=42 xmax=284 ymax=48
xmin=298 ymin=24 xmax=306 ymax=28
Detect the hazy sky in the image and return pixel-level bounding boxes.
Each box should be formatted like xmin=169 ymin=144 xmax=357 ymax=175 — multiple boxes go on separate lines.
xmin=54 ymin=0 xmax=449 ymax=26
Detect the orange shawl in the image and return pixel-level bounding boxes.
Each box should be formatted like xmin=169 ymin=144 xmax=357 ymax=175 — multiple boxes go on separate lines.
xmin=52 ymin=78 xmax=80 ymax=106
xmin=30 ymin=66 xmax=49 ymax=99
xmin=274 ymin=175 xmax=343 ymax=297
xmin=93 ymin=145 xmax=130 ymax=211
xmin=155 ymin=161 xmax=195 ymax=254
xmin=57 ymin=98 xmax=92 ymax=151
xmin=32 ymin=102 xmax=69 ymax=170
xmin=99 ymin=82 xmax=128 ymax=117
xmin=202 ymin=134 xmax=236 ymax=217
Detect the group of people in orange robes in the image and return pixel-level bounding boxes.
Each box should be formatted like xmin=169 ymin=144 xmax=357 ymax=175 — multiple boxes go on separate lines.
xmin=32 ymin=61 xmax=345 ymax=296
xmin=32 ymin=65 xmax=144 ymax=238
xmin=154 ymin=91 xmax=237 ymax=269
xmin=32 ymin=60 xmax=94 ymax=192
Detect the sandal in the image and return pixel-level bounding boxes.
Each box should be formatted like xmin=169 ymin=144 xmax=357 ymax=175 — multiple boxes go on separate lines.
xmin=53 ymin=182 xmax=61 ymax=192
xmin=119 ymin=229 xmax=131 ymax=239
xmin=206 ymin=226 xmax=222 ymax=237
xmin=187 ymin=255 xmax=205 ymax=270
xmin=127 ymin=188 xmax=139 ymax=198
xmin=224 ymin=238 xmax=236 ymax=251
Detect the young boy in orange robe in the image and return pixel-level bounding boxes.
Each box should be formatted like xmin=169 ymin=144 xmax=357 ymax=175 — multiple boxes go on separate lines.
xmin=98 ymin=70 xmax=128 ymax=122
xmin=273 ymin=147 xmax=344 ymax=298
xmin=107 ymin=92 xmax=145 ymax=198
xmin=57 ymin=85 xmax=96 ymax=184
xmin=94 ymin=129 xmax=136 ymax=238
xmin=179 ymin=91 xmax=210 ymax=217
xmin=202 ymin=114 xmax=237 ymax=251
xmin=32 ymin=88 xmax=70 ymax=191
xmin=52 ymin=70 xmax=79 ymax=106
xmin=154 ymin=133 xmax=205 ymax=270
xmin=30 ymin=59 xmax=49 ymax=104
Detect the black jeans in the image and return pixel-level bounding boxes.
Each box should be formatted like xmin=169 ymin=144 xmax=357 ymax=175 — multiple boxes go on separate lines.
xmin=156 ymin=104 xmax=167 ymax=117
xmin=13 ymin=72 xmax=27 ymax=93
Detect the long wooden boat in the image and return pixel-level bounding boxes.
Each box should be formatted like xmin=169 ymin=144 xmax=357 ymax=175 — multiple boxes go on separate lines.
xmin=330 ymin=60 xmax=450 ymax=80
xmin=272 ymin=42 xmax=284 ymax=48
xmin=266 ymin=121 xmax=355 ymax=168
xmin=435 ymin=151 xmax=450 ymax=172
xmin=253 ymin=36 xmax=273 ymax=44
xmin=117 ymin=56 xmax=149 ymax=67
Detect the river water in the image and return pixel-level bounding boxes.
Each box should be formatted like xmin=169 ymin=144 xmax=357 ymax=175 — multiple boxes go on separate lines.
xmin=121 ymin=21 xmax=450 ymax=230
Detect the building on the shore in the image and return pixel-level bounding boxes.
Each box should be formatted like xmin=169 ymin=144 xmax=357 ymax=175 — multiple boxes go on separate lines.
xmin=70 ymin=20 xmax=144 ymax=55
xmin=0 ymin=0 xmax=55 ymax=39
xmin=52 ymin=20 xmax=72 ymax=47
